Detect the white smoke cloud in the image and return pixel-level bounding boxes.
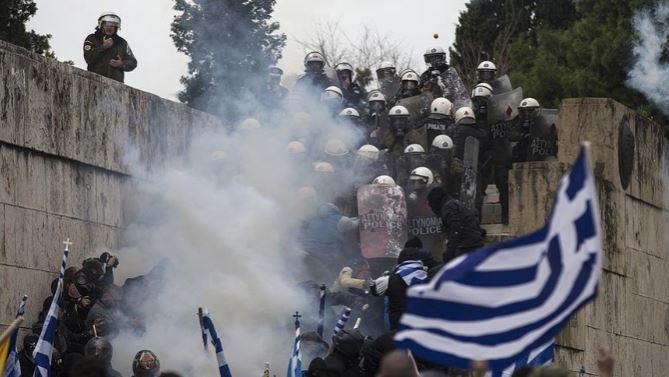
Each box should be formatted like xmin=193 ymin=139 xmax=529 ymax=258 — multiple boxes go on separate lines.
xmin=109 ymin=94 xmax=364 ymax=376
xmin=626 ymin=1 xmax=669 ymax=117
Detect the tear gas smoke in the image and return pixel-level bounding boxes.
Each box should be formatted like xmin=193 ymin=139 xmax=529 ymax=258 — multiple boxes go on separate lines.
xmin=626 ymin=1 xmax=669 ymax=117
xmin=112 ymin=90 xmax=366 ymax=376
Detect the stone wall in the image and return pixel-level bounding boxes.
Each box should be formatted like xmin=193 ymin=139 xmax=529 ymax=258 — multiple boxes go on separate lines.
xmin=508 ymin=98 xmax=669 ymax=376
xmin=0 ymin=40 xmax=223 ymax=333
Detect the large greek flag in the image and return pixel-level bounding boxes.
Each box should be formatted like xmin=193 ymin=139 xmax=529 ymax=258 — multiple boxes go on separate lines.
xmin=33 ymin=242 xmax=70 ymax=377
xmin=395 ymin=145 xmax=602 ymax=373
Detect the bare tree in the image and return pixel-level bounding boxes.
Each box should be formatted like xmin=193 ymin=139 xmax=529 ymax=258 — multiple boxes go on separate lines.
xmin=294 ymin=20 xmax=414 ymax=85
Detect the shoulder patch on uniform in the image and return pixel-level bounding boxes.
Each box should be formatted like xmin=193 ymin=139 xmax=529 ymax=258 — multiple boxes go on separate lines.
xmin=84 ymin=45 xmax=92 ymax=51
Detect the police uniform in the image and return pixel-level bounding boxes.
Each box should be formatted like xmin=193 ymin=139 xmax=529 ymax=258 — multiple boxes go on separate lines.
xmin=83 ymin=30 xmax=137 ymax=83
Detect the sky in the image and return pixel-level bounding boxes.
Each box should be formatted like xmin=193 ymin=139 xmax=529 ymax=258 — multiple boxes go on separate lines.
xmin=28 ymin=0 xmax=469 ymax=101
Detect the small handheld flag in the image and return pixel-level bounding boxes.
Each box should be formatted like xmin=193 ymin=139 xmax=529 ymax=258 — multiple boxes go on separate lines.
xmin=201 ymin=310 xmax=233 ymax=377
xmin=286 ymin=312 xmax=302 ymax=377
xmin=317 ymin=284 xmax=326 ymax=338
xmin=3 ymin=295 xmax=27 ymax=377
xmin=332 ymin=307 xmax=351 ymax=341
xmin=33 ymin=240 xmax=71 ymax=377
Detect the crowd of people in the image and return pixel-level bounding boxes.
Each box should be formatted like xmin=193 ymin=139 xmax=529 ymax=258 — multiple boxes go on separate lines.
xmin=12 ymin=11 xmax=582 ymax=377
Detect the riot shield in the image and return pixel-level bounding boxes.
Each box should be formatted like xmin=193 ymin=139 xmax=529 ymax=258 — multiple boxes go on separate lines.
xmin=487 ymin=87 xmax=523 ymax=124
xmin=489 ymin=74 xmax=513 ymax=94
xmin=357 ymin=184 xmax=407 ymax=261
xmin=394 ymin=153 xmax=444 ymax=188
xmin=460 ymin=137 xmax=480 ymax=212
xmin=406 ymin=188 xmax=445 ymax=260
xmin=397 ymin=93 xmax=433 ymax=123
xmin=442 ymin=67 xmax=472 ymax=109
xmin=379 ymin=78 xmax=401 ymax=102
xmin=528 ymin=108 xmax=559 ymax=161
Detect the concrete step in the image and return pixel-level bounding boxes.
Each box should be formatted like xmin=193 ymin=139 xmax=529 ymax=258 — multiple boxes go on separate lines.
xmin=482 ymin=223 xmax=513 ymax=244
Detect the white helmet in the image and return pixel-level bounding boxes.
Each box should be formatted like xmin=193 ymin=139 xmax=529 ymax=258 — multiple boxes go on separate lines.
xmin=334 ymin=62 xmax=354 ymax=73
xmin=304 ymin=51 xmax=325 ymax=65
xmin=477 ymin=61 xmax=497 ymax=72
xmin=424 ymin=46 xmax=446 ymax=56
xmin=455 ymin=107 xmax=476 ymax=124
xmin=519 ymin=98 xmax=540 ymax=108
xmin=388 ymin=105 xmax=410 ymax=117
xmin=324 ymin=138 xmax=349 ymax=156
xmin=239 ymin=117 xmax=261 ymax=130
xmin=339 ymin=108 xmax=360 ymax=118
xmin=404 ymin=144 xmax=425 ymax=154
xmin=297 ymin=186 xmax=318 ymax=201
xmin=409 ymin=167 xmax=434 ymax=185
xmin=400 ymin=71 xmax=419 ymax=83
xmin=378 ymin=61 xmax=395 ymax=70
xmin=367 ymin=90 xmax=386 ymax=103
xmin=313 ymin=161 xmax=335 ymax=173
xmin=356 ymin=144 xmax=380 ymax=161
xmin=430 ymin=98 xmax=454 ymax=117
xmin=398 ymin=68 xmax=417 ymax=78
xmin=98 ymin=12 xmax=121 ymax=29
xmin=431 ymin=135 xmax=454 ymax=150
xmin=372 ymin=175 xmax=396 ymax=186
xmin=471 ymin=83 xmax=494 ymax=98
xmin=287 ymin=141 xmax=306 ymax=154
xmin=424 ymin=47 xmax=447 ymax=66
xmin=321 ymin=86 xmax=343 ymax=102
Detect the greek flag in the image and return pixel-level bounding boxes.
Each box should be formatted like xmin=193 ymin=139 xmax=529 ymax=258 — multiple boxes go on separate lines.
xmin=2 ymin=295 xmax=27 ymax=377
xmin=394 ymin=260 xmax=428 ymax=286
xmin=201 ymin=311 xmax=233 ymax=377
xmin=395 ymin=145 xmax=602 ymax=373
xmin=33 ymin=244 xmax=70 ymax=377
xmin=332 ymin=307 xmax=351 ymax=340
xmin=488 ymin=341 xmax=554 ymax=377
xmin=286 ymin=314 xmax=302 ymax=377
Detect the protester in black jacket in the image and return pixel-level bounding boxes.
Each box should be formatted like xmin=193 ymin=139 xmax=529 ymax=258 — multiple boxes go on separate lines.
xmin=427 ymin=187 xmax=485 ymax=263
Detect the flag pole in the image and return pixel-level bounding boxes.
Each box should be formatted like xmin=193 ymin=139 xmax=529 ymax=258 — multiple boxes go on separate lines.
xmin=0 ymin=317 xmax=24 ymax=344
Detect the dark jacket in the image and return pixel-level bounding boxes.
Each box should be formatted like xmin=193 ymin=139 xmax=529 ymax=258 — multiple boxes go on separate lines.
xmin=342 ymin=82 xmax=367 ymax=111
xmin=83 ymin=30 xmax=137 ymax=83
xmin=433 ymin=195 xmax=484 ymax=263
xmin=386 ymin=247 xmax=434 ymax=330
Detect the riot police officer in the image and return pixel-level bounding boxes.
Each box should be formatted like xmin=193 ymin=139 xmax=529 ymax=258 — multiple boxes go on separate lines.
xmin=393 ymin=70 xmax=421 ymax=103
xmin=294 ymin=51 xmax=335 ymax=95
xmin=419 ymin=47 xmax=471 ymax=108
xmin=366 ymin=90 xmax=389 ymax=145
xmin=335 ymin=62 xmax=367 ymax=111
xmin=257 ymin=66 xmax=289 ymax=110
xmin=83 ymin=12 xmax=137 ymax=83
xmin=376 ymin=61 xmax=401 ymax=100
xmin=381 ymin=105 xmax=424 ymax=158
xmin=423 ymin=97 xmax=455 ymax=147
xmin=477 ymin=60 xmax=497 ymax=84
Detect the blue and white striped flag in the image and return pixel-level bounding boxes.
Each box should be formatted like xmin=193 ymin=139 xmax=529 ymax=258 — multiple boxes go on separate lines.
xmin=2 ymin=295 xmax=27 ymax=377
xmin=395 ymin=145 xmax=602 ymax=373
xmin=332 ymin=307 xmax=351 ymax=341
xmin=487 ymin=341 xmax=554 ymax=377
xmin=33 ymin=240 xmax=71 ymax=377
xmin=286 ymin=313 xmax=302 ymax=377
xmin=201 ymin=311 xmax=233 ymax=377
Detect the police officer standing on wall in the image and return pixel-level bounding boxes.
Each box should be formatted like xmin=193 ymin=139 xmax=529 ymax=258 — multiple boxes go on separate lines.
xmin=83 ymin=12 xmax=137 ymax=83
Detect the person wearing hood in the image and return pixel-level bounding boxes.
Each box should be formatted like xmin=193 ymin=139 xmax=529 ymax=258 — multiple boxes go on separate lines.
xmin=372 ymin=237 xmax=435 ymax=330
xmin=427 ymin=187 xmax=484 ymax=264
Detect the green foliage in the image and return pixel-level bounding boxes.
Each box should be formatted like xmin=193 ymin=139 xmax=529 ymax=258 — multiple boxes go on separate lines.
xmin=355 ymin=67 xmax=373 ymax=89
xmin=172 ymin=0 xmax=286 ymax=121
xmin=0 ymin=0 xmax=52 ymax=54
xmin=451 ymin=0 xmax=667 ymax=130
xmin=507 ymin=0 xmax=667 ymax=127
